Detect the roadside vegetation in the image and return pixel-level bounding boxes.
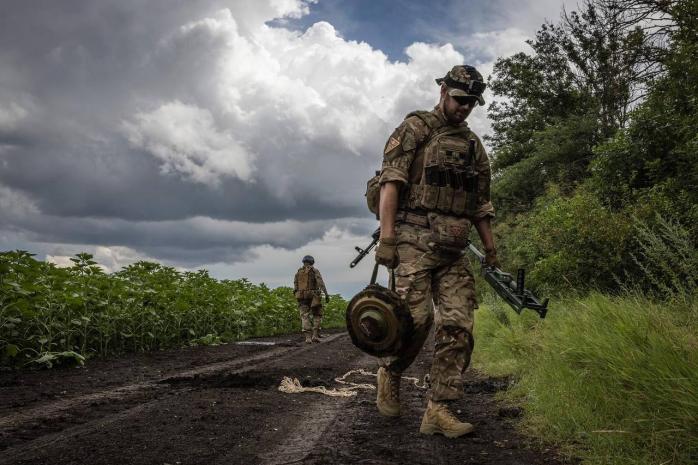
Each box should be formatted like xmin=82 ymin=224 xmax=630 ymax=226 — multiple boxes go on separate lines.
xmin=0 ymin=251 xmax=346 ymax=369
xmin=472 ymin=0 xmax=698 ymax=463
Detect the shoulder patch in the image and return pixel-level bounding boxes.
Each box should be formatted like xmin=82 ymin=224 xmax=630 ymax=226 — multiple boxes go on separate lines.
xmin=384 ymin=136 xmax=400 ymax=154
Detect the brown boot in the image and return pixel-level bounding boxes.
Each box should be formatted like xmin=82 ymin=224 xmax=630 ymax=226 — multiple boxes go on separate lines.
xmin=419 ymin=400 xmax=474 ymax=438
xmin=311 ymin=328 xmax=320 ymax=343
xmin=376 ymin=367 xmax=401 ymax=417
xmin=304 ymin=332 xmax=312 ymax=344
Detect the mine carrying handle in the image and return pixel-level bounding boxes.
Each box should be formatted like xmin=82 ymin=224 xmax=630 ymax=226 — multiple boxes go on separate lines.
xmin=467 ymin=242 xmax=549 ymax=319
xmin=370 ymin=262 xmax=396 ymax=292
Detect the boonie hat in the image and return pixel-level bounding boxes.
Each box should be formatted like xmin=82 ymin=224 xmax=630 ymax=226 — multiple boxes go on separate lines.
xmin=436 ymin=65 xmax=486 ymax=105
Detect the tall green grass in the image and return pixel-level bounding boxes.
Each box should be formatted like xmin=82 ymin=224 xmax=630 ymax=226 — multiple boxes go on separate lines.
xmin=472 ymin=212 xmax=698 ymax=464
xmin=474 ymin=293 xmax=697 ymax=465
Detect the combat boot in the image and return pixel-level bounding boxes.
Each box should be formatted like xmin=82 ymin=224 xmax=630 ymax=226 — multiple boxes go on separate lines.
xmin=304 ymin=332 xmax=312 ymax=344
xmin=419 ymin=400 xmax=474 ymax=438
xmin=311 ymin=328 xmax=320 ymax=343
xmin=376 ymin=367 xmax=401 ymax=417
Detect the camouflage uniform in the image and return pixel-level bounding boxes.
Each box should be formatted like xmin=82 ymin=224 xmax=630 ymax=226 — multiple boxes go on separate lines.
xmin=294 ymin=265 xmax=328 ymax=337
xmin=378 ymin=75 xmax=494 ymax=401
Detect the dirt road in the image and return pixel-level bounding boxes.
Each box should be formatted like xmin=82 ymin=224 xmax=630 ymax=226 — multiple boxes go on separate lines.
xmin=0 ymin=331 xmax=572 ymax=465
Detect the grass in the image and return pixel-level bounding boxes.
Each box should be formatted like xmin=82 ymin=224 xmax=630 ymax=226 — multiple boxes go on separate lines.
xmin=472 ymin=292 xmax=698 ymax=465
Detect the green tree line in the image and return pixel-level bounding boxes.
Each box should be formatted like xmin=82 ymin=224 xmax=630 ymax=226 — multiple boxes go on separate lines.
xmin=473 ymin=1 xmax=698 ymax=464
xmin=487 ymin=0 xmax=697 ymax=296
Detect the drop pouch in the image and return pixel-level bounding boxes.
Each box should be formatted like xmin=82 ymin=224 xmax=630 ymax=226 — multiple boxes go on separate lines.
xmin=427 ymin=213 xmax=471 ymax=252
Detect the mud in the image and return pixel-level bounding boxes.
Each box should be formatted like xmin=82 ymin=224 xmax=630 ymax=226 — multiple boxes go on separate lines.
xmin=0 ymin=331 xmax=575 ymax=465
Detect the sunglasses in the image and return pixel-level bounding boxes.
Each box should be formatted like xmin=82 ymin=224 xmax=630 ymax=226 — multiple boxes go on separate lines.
xmin=451 ymin=95 xmax=479 ymax=107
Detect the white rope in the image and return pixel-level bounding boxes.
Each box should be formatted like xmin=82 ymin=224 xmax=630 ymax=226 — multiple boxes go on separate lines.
xmin=278 ymin=377 xmax=360 ymax=397
xmin=278 ymin=369 xmax=429 ymax=397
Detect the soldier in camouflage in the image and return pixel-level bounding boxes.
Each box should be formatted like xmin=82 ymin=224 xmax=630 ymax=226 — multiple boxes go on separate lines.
xmin=294 ymin=255 xmax=329 ymax=344
xmin=374 ymin=65 xmax=498 ymax=438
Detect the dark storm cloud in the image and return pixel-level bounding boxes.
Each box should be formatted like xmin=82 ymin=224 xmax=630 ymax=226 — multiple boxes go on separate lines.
xmin=0 ymin=0 xmax=474 ymax=273
xmin=0 ymin=0 xmax=373 ymax=225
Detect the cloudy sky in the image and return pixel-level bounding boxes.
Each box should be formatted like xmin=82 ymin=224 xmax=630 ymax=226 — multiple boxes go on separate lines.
xmin=0 ymin=0 xmax=571 ymax=297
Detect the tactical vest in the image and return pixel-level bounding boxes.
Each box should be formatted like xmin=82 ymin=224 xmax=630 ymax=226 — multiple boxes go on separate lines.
xmin=296 ymin=267 xmax=317 ymax=292
xmin=400 ymin=111 xmax=480 ymax=217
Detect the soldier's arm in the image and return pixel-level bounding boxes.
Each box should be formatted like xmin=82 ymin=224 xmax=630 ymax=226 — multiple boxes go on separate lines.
xmin=470 ymin=137 xmax=496 ymax=254
xmin=379 ymin=182 xmax=399 ymax=239
xmin=293 ymin=272 xmax=299 ymax=292
xmin=378 ymin=116 xmax=429 ymax=239
xmin=314 ymin=269 xmax=328 ymax=295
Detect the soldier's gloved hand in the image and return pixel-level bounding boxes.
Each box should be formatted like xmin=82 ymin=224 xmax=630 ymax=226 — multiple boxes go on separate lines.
xmin=325 ymin=295 xmax=330 ymax=303
xmin=483 ymin=247 xmax=500 ymax=269
xmin=375 ymin=236 xmax=399 ymax=269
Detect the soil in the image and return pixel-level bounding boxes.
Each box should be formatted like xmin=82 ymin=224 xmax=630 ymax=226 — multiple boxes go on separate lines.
xmin=0 ymin=330 xmax=576 ymax=465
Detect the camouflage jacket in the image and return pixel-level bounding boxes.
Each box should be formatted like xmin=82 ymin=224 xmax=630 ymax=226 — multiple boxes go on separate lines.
xmin=378 ymin=106 xmax=495 ymax=219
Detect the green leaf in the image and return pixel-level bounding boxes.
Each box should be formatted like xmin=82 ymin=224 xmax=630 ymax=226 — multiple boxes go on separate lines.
xmin=5 ymin=344 xmax=19 ymax=357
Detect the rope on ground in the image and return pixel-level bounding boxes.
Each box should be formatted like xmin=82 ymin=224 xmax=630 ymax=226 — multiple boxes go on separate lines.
xmin=278 ymin=369 xmax=429 ymax=397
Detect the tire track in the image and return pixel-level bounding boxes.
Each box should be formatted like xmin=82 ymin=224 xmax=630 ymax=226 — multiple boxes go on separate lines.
xmin=0 ymin=334 xmax=346 ymax=443
xmin=255 ymin=353 xmax=374 ymax=465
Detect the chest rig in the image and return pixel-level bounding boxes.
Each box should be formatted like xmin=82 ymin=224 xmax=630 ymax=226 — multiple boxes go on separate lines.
xmin=400 ymin=111 xmax=480 ymax=217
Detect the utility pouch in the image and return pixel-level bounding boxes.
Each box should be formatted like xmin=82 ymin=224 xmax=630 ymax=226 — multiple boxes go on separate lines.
xmin=451 ymin=189 xmax=467 ymax=216
xmin=311 ymin=292 xmax=322 ymax=307
xmin=420 ymin=165 xmax=440 ymax=209
xmin=427 ymin=213 xmax=471 ymax=252
xmin=365 ymin=171 xmax=381 ymax=217
xmin=435 ymin=167 xmax=452 ymax=211
xmin=296 ymin=290 xmax=314 ymax=300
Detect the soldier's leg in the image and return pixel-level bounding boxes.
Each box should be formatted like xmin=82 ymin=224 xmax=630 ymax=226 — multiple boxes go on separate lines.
xmin=429 ymin=258 xmax=476 ymax=401
xmin=311 ymin=304 xmax=323 ymax=342
xmin=388 ymin=269 xmax=434 ymax=373
xmin=298 ymin=300 xmax=312 ymax=343
xmin=419 ymin=258 xmax=476 ymax=438
xmin=387 ymin=224 xmax=436 ymax=374
xmin=377 ymin=224 xmax=436 ymax=417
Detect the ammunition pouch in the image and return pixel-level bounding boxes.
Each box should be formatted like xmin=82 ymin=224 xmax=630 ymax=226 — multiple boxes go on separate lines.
xmin=296 ymin=289 xmax=319 ymax=303
xmin=365 ymin=171 xmax=381 ymax=218
xmin=406 ymin=164 xmax=479 ymax=216
xmin=427 ymin=213 xmax=471 ymax=253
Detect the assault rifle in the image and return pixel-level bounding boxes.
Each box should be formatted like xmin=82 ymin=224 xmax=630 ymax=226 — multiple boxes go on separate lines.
xmin=350 ymin=228 xmax=381 ymax=268
xmin=467 ymin=242 xmax=548 ymax=318
xmin=349 ymin=228 xmax=549 ymax=318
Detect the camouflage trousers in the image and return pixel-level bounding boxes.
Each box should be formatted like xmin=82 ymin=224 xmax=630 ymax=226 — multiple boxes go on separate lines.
xmin=298 ymin=298 xmax=323 ymax=333
xmin=385 ymin=222 xmax=477 ymax=401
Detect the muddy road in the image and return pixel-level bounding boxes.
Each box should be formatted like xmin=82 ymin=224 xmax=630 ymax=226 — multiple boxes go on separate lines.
xmin=1 ymin=331 xmax=571 ymax=465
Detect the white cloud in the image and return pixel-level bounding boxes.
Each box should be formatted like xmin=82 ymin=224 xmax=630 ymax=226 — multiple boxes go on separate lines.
xmin=137 ymin=7 xmax=482 ymax=192
xmin=203 ymin=225 xmax=384 ymax=297
xmin=123 ymin=101 xmax=254 ymax=185
xmin=46 ymin=245 xmax=155 ymax=273
xmin=0 ymin=102 xmax=28 ymax=132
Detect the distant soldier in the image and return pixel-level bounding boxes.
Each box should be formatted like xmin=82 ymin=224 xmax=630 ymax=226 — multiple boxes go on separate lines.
xmin=294 ymin=255 xmax=329 ymax=343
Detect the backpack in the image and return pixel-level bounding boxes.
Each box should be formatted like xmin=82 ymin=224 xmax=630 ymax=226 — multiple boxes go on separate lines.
xmin=295 ymin=267 xmax=317 ymax=300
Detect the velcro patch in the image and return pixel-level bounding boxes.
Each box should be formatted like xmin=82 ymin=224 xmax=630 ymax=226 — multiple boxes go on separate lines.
xmin=384 ymin=136 xmax=400 ymax=154
xmin=448 ymin=224 xmax=469 ymax=238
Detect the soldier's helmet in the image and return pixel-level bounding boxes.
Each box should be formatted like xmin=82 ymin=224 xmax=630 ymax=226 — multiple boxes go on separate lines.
xmin=302 ymin=255 xmax=315 ymax=265
xmin=436 ymin=65 xmax=486 ymax=105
